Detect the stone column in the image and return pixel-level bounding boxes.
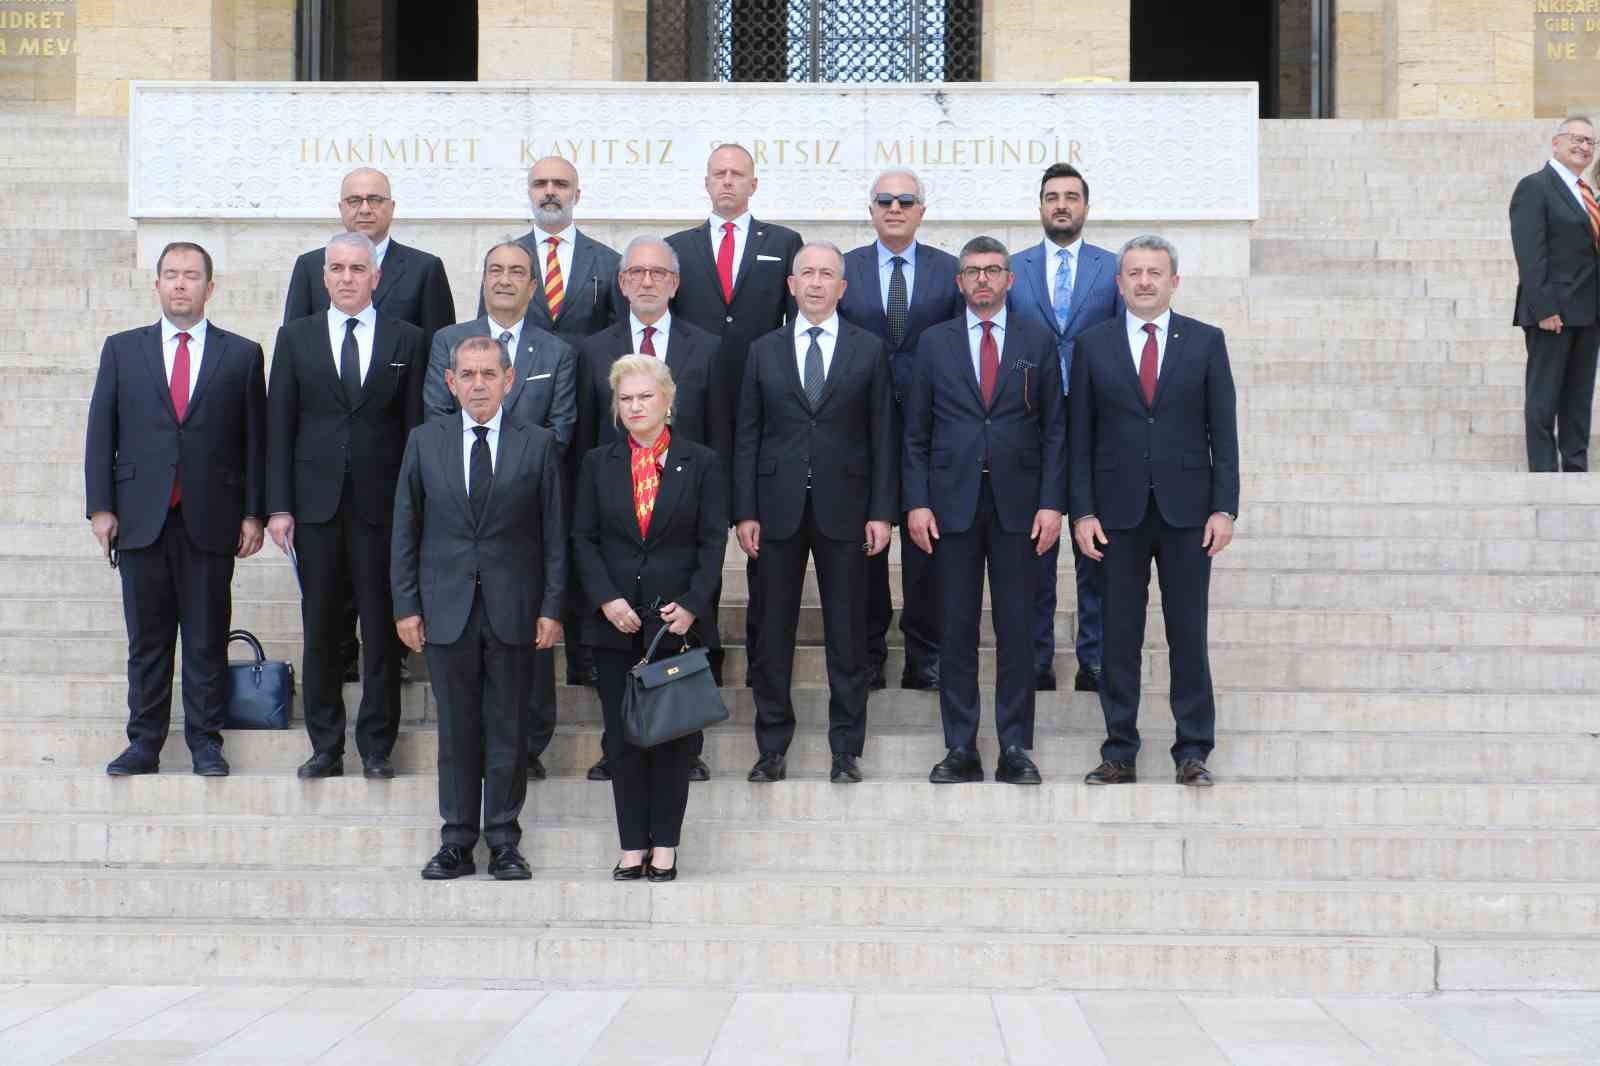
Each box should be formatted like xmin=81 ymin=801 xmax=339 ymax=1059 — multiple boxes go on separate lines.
xmin=478 ymin=0 xmax=622 ymax=80
xmin=75 ymin=0 xmax=249 ymax=116
xmin=984 ymin=0 xmax=1130 ymax=82
xmin=1335 ymin=0 xmax=1531 ymax=119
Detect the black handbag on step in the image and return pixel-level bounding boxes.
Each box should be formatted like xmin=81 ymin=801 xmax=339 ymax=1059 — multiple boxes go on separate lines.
xmin=621 ymin=625 xmax=730 ymax=748
xmin=223 ymin=629 xmax=294 ymax=730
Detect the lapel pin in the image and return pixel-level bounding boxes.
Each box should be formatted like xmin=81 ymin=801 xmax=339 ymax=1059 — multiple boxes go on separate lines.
xmin=674 ymin=465 xmax=682 ymax=472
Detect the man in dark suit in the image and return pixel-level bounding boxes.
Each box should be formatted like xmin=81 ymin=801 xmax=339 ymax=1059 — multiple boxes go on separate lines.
xmin=904 ymin=237 xmax=1065 ymax=786
xmin=85 ymin=242 xmax=267 ymax=777
xmin=734 ymin=242 xmax=897 ymax=784
xmin=838 ymin=168 xmax=964 ymax=692
xmin=427 ymin=241 xmax=576 ymax=781
xmin=1510 ymin=116 xmax=1600 ymax=471
xmin=1070 ymin=236 xmax=1239 ymax=788
xmin=573 ymin=235 xmax=731 ymax=783
xmin=476 ymin=156 xmax=623 ymax=344
xmin=282 ymin=166 xmax=456 ymax=684
xmin=267 ymin=232 xmax=427 ymax=780
xmin=1007 ymin=163 xmax=1123 ymax=693
xmin=393 ymin=334 xmax=566 ymax=881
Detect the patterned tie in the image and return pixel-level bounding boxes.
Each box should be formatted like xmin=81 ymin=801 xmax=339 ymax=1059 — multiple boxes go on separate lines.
xmin=886 ymin=255 xmax=909 ymax=351
xmin=640 ymin=324 xmax=657 ymax=357
xmin=1580 ymin=180 xmax=1600 ymax=247
xmin=803 ymin=325 xmax=825 ymax=408
xmin=979 ymin=321 xmax=999 ymax=407
xmin=469 ymin=425 xmax=492 ymax=525
xmin=716 ymin=221 xmax=736 ymax=303
xmin=1139 ymin=322 xmax=1159 ymax=407
xmin=1052 ymin=247 xmax=1074 ymax=331
xmin=497 ymin=330 xmax=514 ymax=375
xmin=340 ymin=318 xmax=362 ymax=406
xmin=543 ymin=236 xmax=564 ymax=318
xmin=168 ymin=331 xmax=191 ymax=507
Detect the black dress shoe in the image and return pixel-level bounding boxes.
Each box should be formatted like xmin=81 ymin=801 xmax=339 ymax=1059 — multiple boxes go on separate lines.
xmin=747 ymin=753 xmax=786 ymax=783
xmin=1035 ymin=667 xmax=1057 ymax=691
xmin=566 ymin=666 xmax=599 ymax=687
xmin=900 ymin=667 xmax=940 ymax=691
xmin=612 ymin=854 xmax=647 ymax=880
xmin=527 ymin=754 xmax=547 ymax=781
xmin=191 ymin=745 xmax=229 ymax=777
xmin=587 ymin=756 xmax=612 ymax=781
xmin=830 ymin=753 xmax=863 ymax=783
xmin=421 ymin=845 xmax=475 ymax=880
xmin=1176 ymin=758 xmax=1214 ymax=787
xmin=1084 ymin=760 xmax=1137 ymax=785
xmin=645 ymin=852 xmax=678 ymax=882
xmin=362 ymin=756 xmax=396 ymax=780
xmin=929 ymin=748 xmax=983 ymax=784
xmin=866 ymin=664 xmax=886 ymax=691
xmin=1073 ymin=666 xmax=1101 ymax=693
xmin=689 ymin=756 xmax=711 ymax=782
xmin=995 ymin=746 xmax=1042 ymax=785
xmin=106 ymin=746 xmax=159 ymax=776
xmin=297 ymin=752 xmax=344 ymax=779
xmin=489 ymin=844 xmax=532 ymax=880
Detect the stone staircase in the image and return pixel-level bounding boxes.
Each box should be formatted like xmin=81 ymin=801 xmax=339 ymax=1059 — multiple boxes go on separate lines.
xmin=1 ymin=111 xmax=1597 ymax=994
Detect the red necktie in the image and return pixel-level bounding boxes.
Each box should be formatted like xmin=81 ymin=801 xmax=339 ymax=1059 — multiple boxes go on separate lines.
xmin=543 ymin=236 xmax=565 ymax=318
xmin=716 ymin=221 xmax=736 ymax=303
xmin=979 ymin=321 xmax=998 ymax=407
xmin=1139 ymin=322 xmax=1159 ymax=407
xmin=1581 ymin=180 xmax=1600 ymax=247
xmin=640 ymin=324 xmax=657 ymax=356
xmin=169 ymin=331 xmax=191 ymax=507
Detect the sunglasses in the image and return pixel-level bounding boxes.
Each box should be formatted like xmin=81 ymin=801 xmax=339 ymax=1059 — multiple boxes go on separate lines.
xmin=873 ymin=193 xmax=920 ymax=208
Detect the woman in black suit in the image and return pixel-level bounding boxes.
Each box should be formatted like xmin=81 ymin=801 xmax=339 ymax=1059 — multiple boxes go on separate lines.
xmin=572 ymin=354 xmax=728 ymax=882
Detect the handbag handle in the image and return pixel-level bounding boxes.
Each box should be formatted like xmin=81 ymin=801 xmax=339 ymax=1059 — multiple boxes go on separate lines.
xmin=636 ymin=623 xmax=692 ymax=667
xmin=228 ymin=629 xmax=267 ymax=668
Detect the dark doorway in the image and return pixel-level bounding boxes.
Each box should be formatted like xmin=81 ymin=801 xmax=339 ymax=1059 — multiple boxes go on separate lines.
xmin=298 ymin=0 xmax=478 ymax=81
xmin=1132 ymin=0 xmax=1333 ymax=118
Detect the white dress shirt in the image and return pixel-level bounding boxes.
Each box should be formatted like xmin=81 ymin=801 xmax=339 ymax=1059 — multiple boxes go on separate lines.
xmin=1125 ymin=309 xmax=1172 ymax=376
xmin=708 ymin=212 xmax=751 ymax=289
xmin=160 ymin=316 xmax=208 ymax=387
xmin=461 ymin=406 xmax=504 ymax=489
xmin=1045 ymin=237 xmax=1083 ymax=309
xmin=964 ymin=308 xmax=1007 ymax=382
xmin=372 ymin=235 xmax=391 ymax=269
xmin=326 ymin=304 xmax=378 ymax=385
xmin=486 ymin=312 xmax=524 ymax=362
xmin=793 ymin=313 xmax=840 ymax=381
xmin=1548 ymin=158 xmax=1589 ymax=211
xmin=532 ymin=224 xmax=576 ymax=289
xmin=877 ymin=239 xmax=917 ymax=312
xmin=631 ymin=311 xmax=672 ymax=362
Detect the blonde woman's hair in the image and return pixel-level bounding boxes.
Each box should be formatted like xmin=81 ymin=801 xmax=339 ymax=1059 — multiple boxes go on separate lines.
xmin=609 ymin=354 xmax=676 ymax=427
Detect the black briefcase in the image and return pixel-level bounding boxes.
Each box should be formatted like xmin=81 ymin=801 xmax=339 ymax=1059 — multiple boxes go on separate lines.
xmin=223 ymin=629 xmax=294 ymax=730
xmin=621 ymin=626 xmax=730 ymax=748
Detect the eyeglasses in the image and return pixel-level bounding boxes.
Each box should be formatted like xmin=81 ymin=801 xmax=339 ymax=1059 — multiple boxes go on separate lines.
xmin=959 ymin=265 xmax=1009 ymax=281
xmin=873 ymin=193 xmax=920 ymax=208
xmin=342 ymin=194 xmax=391 ymax=208
xmin=621 ymin=267 xmax=677 ymax=282
xmin=1567 ymin=134 xmax=1598 ymax=148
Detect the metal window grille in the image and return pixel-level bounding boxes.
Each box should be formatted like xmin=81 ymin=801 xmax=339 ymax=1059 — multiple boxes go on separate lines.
xmin=648 ymin=0 xmax=980 ymax=83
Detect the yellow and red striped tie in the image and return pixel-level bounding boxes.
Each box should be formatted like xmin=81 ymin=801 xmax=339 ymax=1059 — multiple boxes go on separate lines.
xmin=1580 ymin=179 xmax=1600 ymax=248
xmin=543 ymin=236 xmax=565 ymax=318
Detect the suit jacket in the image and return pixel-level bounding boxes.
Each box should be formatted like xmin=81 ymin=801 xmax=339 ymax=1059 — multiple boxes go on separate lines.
xmin=424 ymin=313 xmax=577 ymax=454
xmin=84 ymin=322 xmax=267 ymax=554
xmin=573 ymin=316 xmax=731 ymax=461
xmin=902 ymin=314 xmax=1066 ymax=535
xmin=1007 ymin=239 xmax=1124 ymax=390
xmin=390 ymin=417 xmax=566 ymax=646
xmin=267 ymin=312 xmax=426 ymax=526
xmin=469 ymin=227 xmax=623 ymax=341
xmin=283 ymin=239 xmax=457 ymax=346
xmin=838 ymin=241 xmax=965 ymax=399
xmin=1510 ymin=163 xmax=1600 ymax=328
xmin=1068 ymin=313 xmax=1240 ymax=530
xmin=666 ymin=218 xmax=803 ymax=416
xmin=571 ymin=436 xmax=729 ymax=651
xmin=733 ymin=320 xmax=897 ymax=541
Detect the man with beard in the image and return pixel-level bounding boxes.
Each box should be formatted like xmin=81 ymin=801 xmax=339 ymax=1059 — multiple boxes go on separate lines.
xmin=1007 ymin=163 xmax=1122 ymax=694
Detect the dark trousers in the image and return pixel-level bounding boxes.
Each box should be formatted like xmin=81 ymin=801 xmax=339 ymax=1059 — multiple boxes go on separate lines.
xmin=594 ymin=644 xmax=694 ymax=850
xmin=866 ymin=520 xmax=940 ymax=676
xmin=425 ymin=590 xmax=532 ymax=849
xmin=1524 ymin=323 xmax=1600 ymax=471
xmin=936 ymin=475 xmax=1037 ymax=753
xmin=1034 ymin=539 xmax=1104 ymax=673
xmin=752 ymin=493 xmax=868 ymax=757
xmin=295 ymin=485 xmax=402 ymax=760
xmin=1099 ymin=493 xmax=1216 ymax=766
xmin=118 ymin=505 xmax=234 ymax=755
xmin=525 ymin=647 xmax=556 ymax=758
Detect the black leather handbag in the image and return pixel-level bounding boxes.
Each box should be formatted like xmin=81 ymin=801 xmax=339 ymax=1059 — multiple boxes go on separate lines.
xmin=223 ymin=629 xmax=294 ymax=730
xmin=621 ymin=625 xmax=730 ymax=748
